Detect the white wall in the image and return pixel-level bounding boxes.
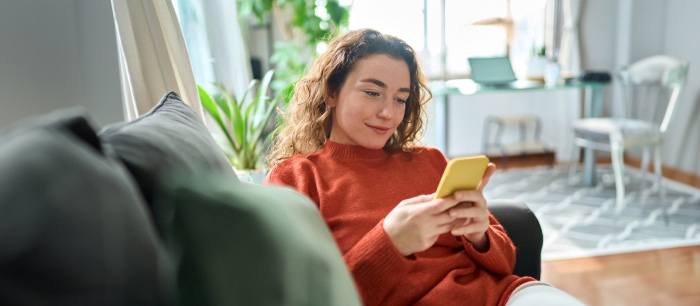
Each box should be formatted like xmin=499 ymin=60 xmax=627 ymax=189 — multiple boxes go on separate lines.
xmin=579 ymin=0 xmax=618 ymax=72
xmin=0 ymin=0 xmax=122 ymax=129
xmin=661 ymin=0 xmax=700 ymax=176
xmin=629 ymin=0 xmax=666 ymax=62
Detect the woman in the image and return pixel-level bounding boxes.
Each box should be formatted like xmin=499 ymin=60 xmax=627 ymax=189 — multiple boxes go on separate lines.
xmin=265 ymin=29 xmax=583 ymax=306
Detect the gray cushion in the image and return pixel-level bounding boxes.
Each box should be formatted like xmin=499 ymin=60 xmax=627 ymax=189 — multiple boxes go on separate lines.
xmin=99 ymin=92 xmax=236 ymax=208
xmin=154 ymin=173 xmax=361 ymax=306
xmin=0 ymin=109 xmax=161 ymax=305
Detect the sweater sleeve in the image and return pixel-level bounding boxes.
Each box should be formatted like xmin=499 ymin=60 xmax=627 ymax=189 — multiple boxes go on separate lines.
xmin=343 ymin=221 xmax=416 ymax=306
xmin=460 ymin=213 xmax=516 ymax=276
xmin=264 ymin=160 xmax=320 ymax=205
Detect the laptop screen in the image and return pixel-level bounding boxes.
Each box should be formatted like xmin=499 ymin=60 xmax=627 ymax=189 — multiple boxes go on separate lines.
xmin=468 ymin=57 xmax=517 ymax=84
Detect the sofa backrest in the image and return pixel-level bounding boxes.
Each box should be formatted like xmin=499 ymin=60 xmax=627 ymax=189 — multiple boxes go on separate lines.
xmin=0 ymin=108 xmax=161 ymax=305
xmin=154 ymin=172 xmax=362 ymax=306
xmin=99 ymin=92 xmax=236 ymax=210
xmin=0 ymin=92 xmax=361 ymax=306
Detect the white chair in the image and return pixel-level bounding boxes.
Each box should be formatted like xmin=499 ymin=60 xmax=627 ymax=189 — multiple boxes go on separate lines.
xmin=568 ymin=55 xmax=689 ymax=216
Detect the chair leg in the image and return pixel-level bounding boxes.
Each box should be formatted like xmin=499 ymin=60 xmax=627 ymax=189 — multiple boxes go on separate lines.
xmin=639 ymin=147 xmax=650 ymax=212
xmin=568 ymin=141 xmax=579 ymax=185
xmin=640 ymin=147 xmax=651 ymax=181
xmin=611 ymin=144 xmax=626 ymax=214
xmin=654 ymin=145 xmax=670 ymax=225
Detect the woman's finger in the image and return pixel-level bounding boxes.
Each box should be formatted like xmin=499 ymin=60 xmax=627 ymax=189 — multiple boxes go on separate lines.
xmin=477 ymin=163 xmax=497 ymax=192
xmin=436 ymin=222 xmax=462 ymax=235
xmin=433 ymin=210 xmax=460 ymax=226
xmin=418 ymin=197 xmax=461 ymax=215
xmin=398 ymin=193 xmax=436 ymax=206
xmin=450 ymin=204 xmax=490 ymax=219
xmin=451 ymin=220 xmax=488 ymax=236
xmin=450 ymin=191 xmax=487 ymax=209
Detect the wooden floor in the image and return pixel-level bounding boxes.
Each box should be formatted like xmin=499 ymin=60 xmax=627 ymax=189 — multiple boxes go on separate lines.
xmin=489 ymin=153 xmax=700 ymax=305
xmin=541 ymin=246 xmax=700 ymax=306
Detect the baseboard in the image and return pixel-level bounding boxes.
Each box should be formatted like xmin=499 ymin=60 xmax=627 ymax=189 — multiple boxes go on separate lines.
xmin=483 ymin=152 xmax=700 ymax=189
xmin=486 ymin=151 xmax=556 ymax=170
xmin=623 ymin=157 xmax=700 ymax=189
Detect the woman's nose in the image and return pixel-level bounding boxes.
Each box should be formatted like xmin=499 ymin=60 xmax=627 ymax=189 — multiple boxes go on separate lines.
xmin=377 ymin=100 xmax=394 ymax=120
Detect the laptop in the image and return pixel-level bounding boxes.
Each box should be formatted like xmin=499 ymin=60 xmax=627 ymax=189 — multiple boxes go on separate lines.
xmin=468 ymin=56 xmax=519 ymax=86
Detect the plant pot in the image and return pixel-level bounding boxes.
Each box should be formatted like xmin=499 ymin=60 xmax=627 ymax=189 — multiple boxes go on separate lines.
xmin=527 ymin=56 xmax=550 ymax=81
xmin=235 ymin=168 xmax=268 ymax=184
xmin=544 ymin=62 xmax=561 ymax=86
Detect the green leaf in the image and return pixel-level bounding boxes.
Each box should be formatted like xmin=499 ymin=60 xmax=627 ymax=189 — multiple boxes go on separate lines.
xmin=257 ymin=70 xmax=275 ymax=105
xmin=238 ymin=0 xmax=254 ymax=21
xmin=249 ymin=86 xmax=286 ymax=154
xmin=199 ymin=85 xmax=219 ymax=119
xmin=211 ymin=84 xmax=236 ymax=132
xmin=245 ymin=97 xmax=259 ymax=131
xmin=198 ymin=85 xmax=236 ymax=151
xmin=212 ymin=83 xmax=243 ymax=152
xmin=212 ymin=83 xmax=236 ymax=107
xmin=254 ymin=70 xmax=274 ymax=125
xmin=212 ymin=94 xmax=232 ymax=122
xmin=252 ymin=0 xmax=272 ymax=24
xmin=239 ymin=79 xmax=258 ymax=107
xmin=231 ymin=104 xmax=246 ymax=153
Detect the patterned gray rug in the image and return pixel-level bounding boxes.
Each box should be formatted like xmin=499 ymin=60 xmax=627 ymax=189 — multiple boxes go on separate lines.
xmin=485 ymin=165 xmax=700 ymax=261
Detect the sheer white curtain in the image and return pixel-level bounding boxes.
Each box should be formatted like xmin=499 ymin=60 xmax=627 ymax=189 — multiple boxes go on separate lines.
xmin=110 ymin=0 xmax=203 ymax=121
xmin=554 ymin=0 xmax=584 ymax=162
xmin=558 ymin=0 xmax=582 ymax=75
xmin=177 ymin=0 xmax=253 ymax=101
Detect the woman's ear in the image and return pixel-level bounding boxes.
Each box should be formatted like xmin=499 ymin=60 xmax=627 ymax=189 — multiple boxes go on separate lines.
xmin=326 ymin=90 xmax=337 ymax=107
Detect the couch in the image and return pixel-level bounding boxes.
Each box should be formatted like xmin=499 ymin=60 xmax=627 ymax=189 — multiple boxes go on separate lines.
xmin=0 ymin=92 xmax=542 ymax=305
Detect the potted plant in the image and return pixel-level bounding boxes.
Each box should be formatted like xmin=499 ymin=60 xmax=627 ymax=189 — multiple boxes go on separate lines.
xmin=237 ymin=0 xmax=351 ymax=95
xmin=198 ymin=70 xmax=287 ymax=183
xmin=527 ymin=45 xmax=550 ymax=80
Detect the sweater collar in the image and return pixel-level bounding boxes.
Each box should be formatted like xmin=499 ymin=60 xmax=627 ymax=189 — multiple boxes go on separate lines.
xmin=323 ymin=139 xmax=390 ymax=160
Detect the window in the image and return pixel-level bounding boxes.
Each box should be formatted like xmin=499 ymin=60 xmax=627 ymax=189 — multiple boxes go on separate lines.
xmin=349 ymin=0 xmax=552 ymax=79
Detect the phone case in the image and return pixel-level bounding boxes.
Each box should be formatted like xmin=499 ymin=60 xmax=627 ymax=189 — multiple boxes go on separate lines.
xmin=434 ymin=155 xmax=490 ymax=199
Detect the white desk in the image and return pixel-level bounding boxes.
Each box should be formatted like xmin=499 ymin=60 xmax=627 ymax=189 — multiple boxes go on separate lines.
xmin=431 ymin=79 xmax=610 ymax=186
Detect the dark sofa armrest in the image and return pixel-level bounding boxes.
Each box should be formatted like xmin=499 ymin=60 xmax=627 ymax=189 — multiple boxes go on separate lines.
xmin=488 ymin=200 xmax=543 ymax=280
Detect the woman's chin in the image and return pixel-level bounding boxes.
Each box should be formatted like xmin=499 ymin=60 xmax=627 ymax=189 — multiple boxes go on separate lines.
xmin=359 ymin=138 xmax=390 ymax=149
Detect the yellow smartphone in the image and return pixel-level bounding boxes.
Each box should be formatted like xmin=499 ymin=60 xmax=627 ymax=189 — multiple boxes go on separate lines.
xmin=434 ymin=155 xmax=490 ymax=199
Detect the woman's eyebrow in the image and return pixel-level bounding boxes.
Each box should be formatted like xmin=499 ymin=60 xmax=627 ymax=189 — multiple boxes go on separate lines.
xmin=360 ymin=78 xmax=410 ymax=93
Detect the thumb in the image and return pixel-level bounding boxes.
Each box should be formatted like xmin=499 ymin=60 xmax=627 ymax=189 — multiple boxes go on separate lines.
xmin=477 ymin=163 xmax=496 ymax=192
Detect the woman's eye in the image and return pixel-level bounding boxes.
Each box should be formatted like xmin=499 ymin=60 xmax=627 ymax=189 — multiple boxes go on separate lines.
xmin=395 ymin=98 xmax=408 ymax=104
xmin=364 ymin=91 xmax=380 ymax=97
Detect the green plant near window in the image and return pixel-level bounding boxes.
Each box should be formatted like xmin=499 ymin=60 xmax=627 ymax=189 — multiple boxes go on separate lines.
xmin=237 ymin=0 xmax=352 ymax=95
xmin=198 ymin=70 xmax=289 ymax=171
xmin=533 ymin=45 xmax=547 ymax=57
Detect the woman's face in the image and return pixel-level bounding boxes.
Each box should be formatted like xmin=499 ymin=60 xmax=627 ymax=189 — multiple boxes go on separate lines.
xmin=327 ymin=53 xmax=410 ymax=149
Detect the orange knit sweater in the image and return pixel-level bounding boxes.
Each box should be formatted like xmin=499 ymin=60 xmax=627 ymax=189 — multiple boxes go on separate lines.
xmin=265 ymin=140 xmax=534 ymax=305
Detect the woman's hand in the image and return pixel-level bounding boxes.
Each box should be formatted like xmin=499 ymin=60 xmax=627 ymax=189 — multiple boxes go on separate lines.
xmin=382 ymin=194 xmax=465 ymax=256
xmin=448 ymin=163 xmax=496 ymax=251
xmin=382 ymin=163 xmax=497 ymax=256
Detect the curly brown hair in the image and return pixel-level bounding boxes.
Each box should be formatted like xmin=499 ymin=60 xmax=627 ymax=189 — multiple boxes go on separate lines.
xmin=266 ymin=28 xmax=433 ymax=168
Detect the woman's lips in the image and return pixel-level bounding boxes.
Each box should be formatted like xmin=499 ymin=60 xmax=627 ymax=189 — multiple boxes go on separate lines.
xmin=366 ymin=124 xmax=390 ymax=134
